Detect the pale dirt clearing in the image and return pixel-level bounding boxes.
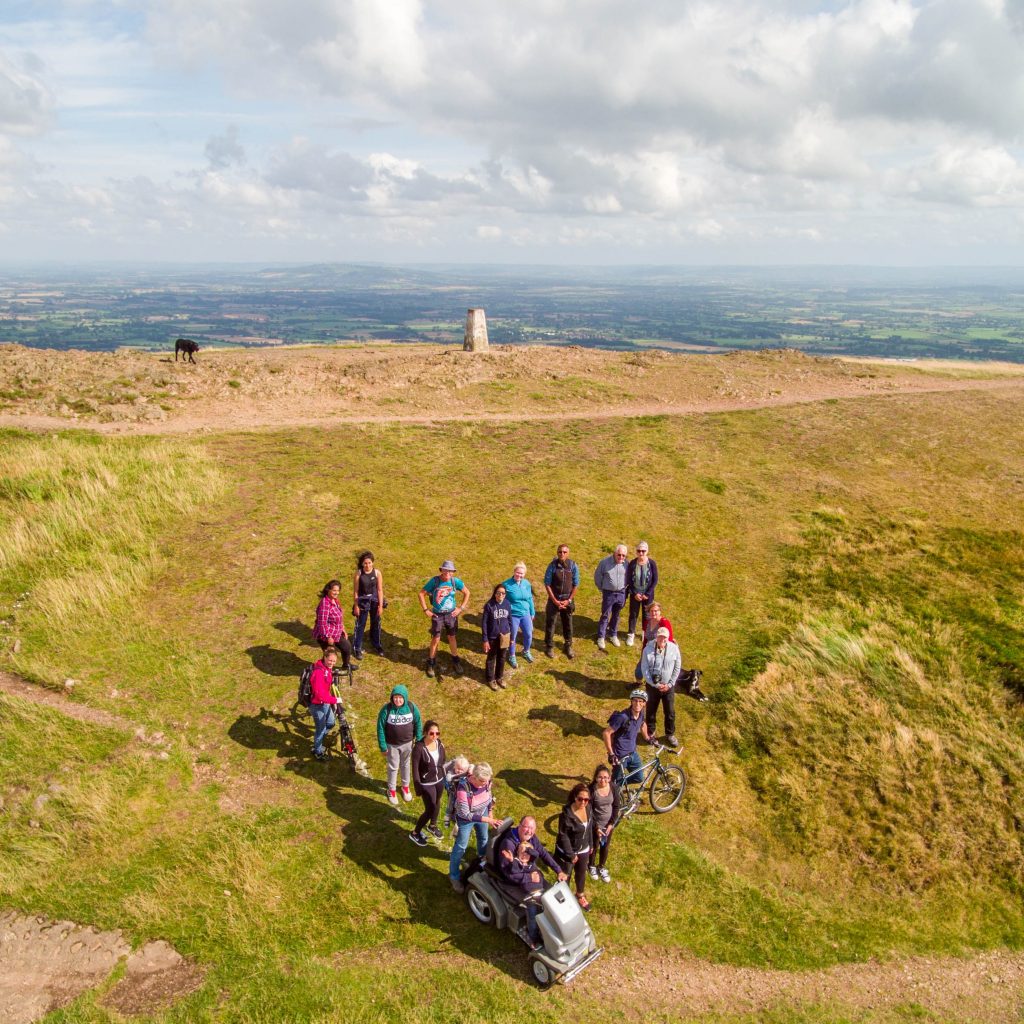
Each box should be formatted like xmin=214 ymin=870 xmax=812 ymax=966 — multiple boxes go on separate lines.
xmin=2 ymin=342 xmax=1023 ymax=435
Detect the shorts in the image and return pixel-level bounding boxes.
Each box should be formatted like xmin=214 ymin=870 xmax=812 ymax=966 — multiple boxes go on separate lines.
xmin=430 ymin=612 xmax=458 ymax=637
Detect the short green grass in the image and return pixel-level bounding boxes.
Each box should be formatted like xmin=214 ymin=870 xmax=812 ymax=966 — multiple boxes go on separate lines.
xmin=1 ymin=385 xmax=1023 ymax=1022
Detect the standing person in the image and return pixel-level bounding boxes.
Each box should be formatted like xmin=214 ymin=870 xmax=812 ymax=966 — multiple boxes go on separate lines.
xmin=602 ymin=689 xmax=653 ymax=788
xmin=448 ymin=763 xmax=500 ymax=893
xmin=409 ymin=721 xmax=446 ymax=846
xmin=351 ymin=551 xmax=385 ymax=659
xmin=419 ymin=560 xmax=470 ymax=678
xmin=481 ymin=583 xmax=513 ymax=691
xmin=641 ymin=626 xmax=682 ymax=748
xmin=625 ymin=542 xmax=659 ymax=647
xmin=588 ymin=765 xmax=619 ymax=883
xmin=555 ymin=783 xmax=595 ymax=911
xmin=633 ymin=601 xmax=674 ymax=683
xmin=376 ymin=684 xmax=423 ymax=806
xmin=309 ymin=647 xmax=340 ymax=761
xmin=503 ymin=562 xmax=536 ymax=668
xmin=593 ymin=544 xmax=629 ymax=650
xmin=313 ymin=580 xmax=354 ymax=670
xmin=543 ymin=544 xmax=579 ymax=660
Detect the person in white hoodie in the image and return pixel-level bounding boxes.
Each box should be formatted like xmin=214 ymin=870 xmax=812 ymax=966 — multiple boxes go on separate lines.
xmin=640 ymin=626 xmax=682 ymax=748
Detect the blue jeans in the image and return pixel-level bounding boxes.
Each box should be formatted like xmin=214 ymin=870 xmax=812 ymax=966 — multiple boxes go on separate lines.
xmin=510 ymin=614 xmax=533 ymax=655
xmin=449 ymin=820 xmax=489 ymax=880
xmin=612 ymin=750 xmax=642 ymax=788
xmin=353 ymin=600 xmax=382 ymax=654
xmin=310 ymin=703 xmax=336 ymax=755
xmin=597 ymin=590 xmax=626 ymax=639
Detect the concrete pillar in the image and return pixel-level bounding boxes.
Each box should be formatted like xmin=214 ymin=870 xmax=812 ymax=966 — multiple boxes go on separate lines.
xmin=463 ymin=308 xmax=489 ymax=351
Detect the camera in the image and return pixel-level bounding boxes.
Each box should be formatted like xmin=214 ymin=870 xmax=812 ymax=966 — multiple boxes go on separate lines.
xmin=651 ymin=671 xmax=662 ymax=685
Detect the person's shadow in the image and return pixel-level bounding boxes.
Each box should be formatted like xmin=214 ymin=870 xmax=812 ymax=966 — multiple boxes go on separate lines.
xmin=228 ymin=707 xmax=532 ymax=980
xmin=527 ymin=704 xmax=604 ymax=740
xmin=496 ymin=767 xmax=584 ymax=811
xmin=274 ymin=619 xmax=319 ymax=648
xmin=245 ymin=644 xmax=308 ymax=678
xmin=549 ymin=668 xmax=627 ymax=700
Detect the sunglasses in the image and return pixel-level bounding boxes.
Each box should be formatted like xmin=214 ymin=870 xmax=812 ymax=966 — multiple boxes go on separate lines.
xmin=577 ymin=796 xmax=590 ymax=802
xmin=427 ymin=730 xmax=441 ymax=736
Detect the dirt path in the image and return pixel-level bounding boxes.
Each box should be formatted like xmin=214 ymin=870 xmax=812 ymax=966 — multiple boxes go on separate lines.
xmin=580 ymin=948 xmax=1024 ymax=1022
xmin=0 ymin=910 xmax=203 ymax=1023
xmin=0 ymin=672 xmax=136 ymax=732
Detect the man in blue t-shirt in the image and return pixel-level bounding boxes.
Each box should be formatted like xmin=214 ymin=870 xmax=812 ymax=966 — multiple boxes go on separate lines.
xmin=419 ymin=559 xmax=471 ymax=678
xmin=602 ymin=689 xmax=652 ymax=788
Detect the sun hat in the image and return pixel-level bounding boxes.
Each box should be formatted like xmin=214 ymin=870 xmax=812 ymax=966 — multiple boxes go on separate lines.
xmin=439 ymin=559 xmax=456 ymax=572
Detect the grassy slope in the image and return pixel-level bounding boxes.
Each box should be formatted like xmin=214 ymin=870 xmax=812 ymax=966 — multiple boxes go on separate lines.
xmin=0 ymin=386 xmax=1022 ymax=1023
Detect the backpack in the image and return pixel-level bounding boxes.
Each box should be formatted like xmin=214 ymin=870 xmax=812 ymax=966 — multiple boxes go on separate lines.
xmin=297 ymin=664 xmax=314 ymax=709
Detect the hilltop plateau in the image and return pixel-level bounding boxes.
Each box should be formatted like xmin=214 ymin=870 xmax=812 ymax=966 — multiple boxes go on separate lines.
xmin=0 ymin=343 xmax=1023 ymax=1023
xmin=1 ymin=341 xmax=1022 ymax=433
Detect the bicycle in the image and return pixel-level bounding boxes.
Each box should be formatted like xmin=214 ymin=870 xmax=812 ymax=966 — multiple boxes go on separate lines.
xmin=615 ymin=744 xmax=686 ymax=821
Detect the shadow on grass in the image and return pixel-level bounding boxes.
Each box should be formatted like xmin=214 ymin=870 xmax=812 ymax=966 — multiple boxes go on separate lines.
xmin=246 ymin=644 xmax=309 ymax=678
xmin=527 ymin=704 xmax=604 ymax=740
xmin=274 ymin=619 xmax=319 ymax=648
xmin=496 ymin=767 xmax=585 ymax=811
xmin=549 ymin=667 xmax=631 ymax=700
xmin=228 ymin=706 xmax=528 ymax=980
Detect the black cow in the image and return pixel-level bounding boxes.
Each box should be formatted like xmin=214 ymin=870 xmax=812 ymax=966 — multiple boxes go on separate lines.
xmin=175 ymin=338 xmax=199 ymax=363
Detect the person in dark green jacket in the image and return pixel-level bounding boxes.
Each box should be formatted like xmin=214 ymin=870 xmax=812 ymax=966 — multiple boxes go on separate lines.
xmin=377 ymin=684 xmax=423 ymax=806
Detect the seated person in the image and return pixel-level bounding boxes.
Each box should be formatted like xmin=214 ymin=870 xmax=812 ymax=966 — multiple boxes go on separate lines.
xmin=497 ymin=815 xmax=567 ymax=947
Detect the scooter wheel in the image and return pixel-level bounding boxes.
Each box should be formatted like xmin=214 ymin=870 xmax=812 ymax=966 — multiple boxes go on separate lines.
xmin=530 ymin=955 xmax=555 ymax=989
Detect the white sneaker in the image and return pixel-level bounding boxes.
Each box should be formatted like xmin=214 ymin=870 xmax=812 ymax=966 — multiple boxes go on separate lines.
xmin=588 ymin=865 xmax=599 ymax=881
xmin=599 ymin=867 xmax=611 ymax=883
xmin=597 ymin=637 xmax=607 ymax=651
xmin=625 ymin=633 xmax=635 ymax=647
xmin=609 ymin=634 xmax=621 ymax=647
xmin=401 ymin=786 xmax=413 ymax=803
xmin=387 ymin=789 xmax=399 ymax=806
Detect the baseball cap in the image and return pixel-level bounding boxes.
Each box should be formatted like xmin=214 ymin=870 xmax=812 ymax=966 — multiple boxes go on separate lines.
xmin=656 ymin=626 xmax=670 ymax=638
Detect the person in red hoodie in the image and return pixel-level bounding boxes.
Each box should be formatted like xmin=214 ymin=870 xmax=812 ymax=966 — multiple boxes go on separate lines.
xmin=310 ymin=647 xmax=340 ymax=761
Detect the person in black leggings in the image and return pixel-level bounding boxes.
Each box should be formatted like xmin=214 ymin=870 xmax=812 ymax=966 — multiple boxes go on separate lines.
xmin=587 ymin=764 xmax=619 ymax=883
xmin=409 ymin=721 xmax=446 ymax=846
xmin=555 ymin=783 xmax=595 ymax=911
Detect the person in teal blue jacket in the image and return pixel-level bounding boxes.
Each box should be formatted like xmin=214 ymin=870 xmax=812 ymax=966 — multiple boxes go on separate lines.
xmin=502 ymin=562 xmax=537 ymax=668
xmin=376 ymin=683 xmax=424 ymax=805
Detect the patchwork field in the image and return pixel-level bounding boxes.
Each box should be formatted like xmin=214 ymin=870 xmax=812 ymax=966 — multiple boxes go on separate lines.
xmin=1 ymin=347 xmax=1023 ymax=1022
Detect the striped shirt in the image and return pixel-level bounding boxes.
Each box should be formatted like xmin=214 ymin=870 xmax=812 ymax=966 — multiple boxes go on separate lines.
xmin=454 ymin=779 xmax=493 ymax=823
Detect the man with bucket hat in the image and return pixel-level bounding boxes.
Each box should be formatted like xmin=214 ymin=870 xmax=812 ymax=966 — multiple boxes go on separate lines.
xmin=419 ymin=559 xmax=471 ymax=678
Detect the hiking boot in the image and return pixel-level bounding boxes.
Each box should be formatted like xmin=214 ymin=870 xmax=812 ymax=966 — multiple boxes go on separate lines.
xmin=374 ymin=646 xmax=385 ymax=656
xmin=609 ymin=634 xmax=621 ymax=647
xmin=409 ymin=830 xmax=427 ymax=847
xmin=545 ymin=646 xmax=554 ymax=659
xmin=497 ymin=677 xmax=507 ymax=689
xmin=427 ymin=824 xmax=444 ymax=840
xmin=665 ymin=734 xmax=679 ymax=749
xmin=401 ymin=786 xmax=413 ymax=803
xmin=507 ymin=653 xmax=518 ymax=669
xmin=451 ymin=656 xmax=464 ymax=677
xmin=597 ymin=637 xmax=606 ymax=651
xmin=352 ymin=649 xmax=363 ymax=661
xmin=487 ymin=679 xmax=500 ymax=692
xmin=450 ymin=877 xmax=466 ymax=894
xmin=565 ymin=645 xmax=575 ymax=660
xmin=425 ymin=659 xmax=436 ymax=678
xmin=387 ymin=789 xmax=399 ymax=806
xmin=523 ymin=650 xmax=534 ymax=663
xmin=626 ymin=633 xmax=635 ymax=647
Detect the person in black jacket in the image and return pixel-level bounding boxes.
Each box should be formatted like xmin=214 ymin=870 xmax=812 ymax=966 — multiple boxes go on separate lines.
xmin=555 ymin=783 xmax=595 ymax=911
xmin=409 ymin=721 xmax=446 ymax=846
xmin=481 ymin=583 xmax=512 ymax=691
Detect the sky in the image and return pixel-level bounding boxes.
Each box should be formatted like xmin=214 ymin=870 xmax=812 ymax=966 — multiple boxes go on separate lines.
xmin=3 ymin=0 xmax=1024 ymax=265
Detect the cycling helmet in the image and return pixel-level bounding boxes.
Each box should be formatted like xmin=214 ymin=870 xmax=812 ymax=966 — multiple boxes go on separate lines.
xmin=628 ymin=688 xmax=648 ymax=702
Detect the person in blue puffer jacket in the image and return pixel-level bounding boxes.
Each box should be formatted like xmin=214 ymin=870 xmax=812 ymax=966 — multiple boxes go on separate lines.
xmin=502 ymin=562 xmax=537 ymax=668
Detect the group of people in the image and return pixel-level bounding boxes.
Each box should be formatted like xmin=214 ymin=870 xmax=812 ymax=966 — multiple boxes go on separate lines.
xmin=301 ymin=540 xmax=707 ymax=926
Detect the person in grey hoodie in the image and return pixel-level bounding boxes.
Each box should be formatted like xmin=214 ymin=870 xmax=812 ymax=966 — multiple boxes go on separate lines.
xmin=376 ymin=684 xmax=424 ymax=806
xmin=593 ymin=544 xmax=629 ymax=650
xmin=640 ymin=626 xmax=682 ymax=748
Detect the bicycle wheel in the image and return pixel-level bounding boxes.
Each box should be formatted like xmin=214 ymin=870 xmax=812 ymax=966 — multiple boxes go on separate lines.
xmin=649 ymin=765 xmax=686 ymax=812
xmin=617 ymin=784 xmax=641 ymax=822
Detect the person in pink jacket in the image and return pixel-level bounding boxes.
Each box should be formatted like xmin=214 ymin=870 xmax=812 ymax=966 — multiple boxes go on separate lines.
xmin=310 ymin=647 xmax=340 ymax=761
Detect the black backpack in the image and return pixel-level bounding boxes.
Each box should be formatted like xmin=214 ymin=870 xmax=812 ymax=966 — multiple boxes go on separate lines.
xmin=297 ymin=664 xmax=314 ymax=709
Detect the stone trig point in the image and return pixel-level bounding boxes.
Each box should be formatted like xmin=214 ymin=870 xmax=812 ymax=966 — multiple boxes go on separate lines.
xmin=463 ymin=308 xmax=489 ymax=351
